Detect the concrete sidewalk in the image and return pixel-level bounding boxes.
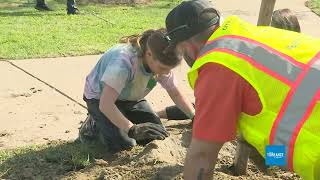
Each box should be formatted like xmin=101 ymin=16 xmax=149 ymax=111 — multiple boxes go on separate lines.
xmin=0 ymin=61 xmax=86 ymax=149
xmin=1 ymin=0 xmax=319 ymax=149
xmin=215 ymin=0 xmax=320 ymax=37
xmin=10 ymin=55 xmax=194 ymax=109
xmin=1 ymin=56 xmax=193 ymax=149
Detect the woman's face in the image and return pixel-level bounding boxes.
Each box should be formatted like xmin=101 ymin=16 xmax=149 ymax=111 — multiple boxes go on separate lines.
xmin=144 ymin=50 xmax=174 ymax=75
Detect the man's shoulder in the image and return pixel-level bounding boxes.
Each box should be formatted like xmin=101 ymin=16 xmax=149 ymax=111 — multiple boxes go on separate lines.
xmin=198 ymin=62 xmax=237 ymax=76
xmin=196 ymin=62 xmax=249 ymax=91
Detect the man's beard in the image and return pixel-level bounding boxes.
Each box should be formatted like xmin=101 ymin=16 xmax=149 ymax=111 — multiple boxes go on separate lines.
xmin=184 ymin=53 xmax=195 ymax=67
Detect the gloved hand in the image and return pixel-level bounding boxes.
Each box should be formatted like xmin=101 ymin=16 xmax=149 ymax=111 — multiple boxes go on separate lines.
xmin=128 ymin=122 xmax=169 ymax=142
xmin=165 ymin=103 xmax=195 ymax=120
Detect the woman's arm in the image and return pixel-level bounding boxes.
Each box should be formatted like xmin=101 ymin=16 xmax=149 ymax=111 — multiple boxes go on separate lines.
xmin=99 ymin=84 xmax=133 ymax=133
xmin=166 ymin=86 xmax=195 ymax=119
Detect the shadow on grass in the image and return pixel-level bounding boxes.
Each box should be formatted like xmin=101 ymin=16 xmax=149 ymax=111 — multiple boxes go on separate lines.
xmin=0 ymin=0 xmax=69 ymax=17
xmin=0 ymin=140 xmax=113 ymax=179
xmin=0 ymin=0 xmax=180 ymax=17
xmin=0 ymin=2 xmax=67 ymax=17
xmin=0 ymin=11 xmax=67 ymax=17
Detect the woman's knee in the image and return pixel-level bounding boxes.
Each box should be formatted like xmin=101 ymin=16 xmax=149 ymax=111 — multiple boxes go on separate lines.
xmin=97 ymin=122 xmax=137 ymax=152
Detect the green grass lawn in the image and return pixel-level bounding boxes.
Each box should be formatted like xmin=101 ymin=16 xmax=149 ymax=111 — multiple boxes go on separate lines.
xmin=306 ymin=0 xmax=320 ymax=16
xmin=0 ymin=141 xmax=95 ymax=178
xmin=0 ymin=0 xmax=181 ymax=60
xmin=0 ymin=140 xmax=144 ymax=178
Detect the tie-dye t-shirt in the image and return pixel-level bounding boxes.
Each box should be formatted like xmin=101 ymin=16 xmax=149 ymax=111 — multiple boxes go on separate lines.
xmin=84 ymin=44 xmax=177 ymax=101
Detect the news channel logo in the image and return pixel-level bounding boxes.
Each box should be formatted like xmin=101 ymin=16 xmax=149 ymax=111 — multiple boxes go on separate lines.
xmin=265 ymin=145 xmax=286 ymax=166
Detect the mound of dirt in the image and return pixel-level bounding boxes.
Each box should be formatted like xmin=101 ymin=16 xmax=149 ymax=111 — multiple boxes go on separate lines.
xmin=132 ymin=136 xmax=187 ymax=165
xmin=62 ymin=120 xmax=300 ymax=180
xmin=0 ymin=118 xmax=301 ymax=179
xmin=0 ymin=118 xmax=300 ymax=179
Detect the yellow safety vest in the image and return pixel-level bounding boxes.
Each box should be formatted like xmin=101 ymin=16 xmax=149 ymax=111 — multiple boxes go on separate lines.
xmin=188 ymin=16 xmax=320 ymax=180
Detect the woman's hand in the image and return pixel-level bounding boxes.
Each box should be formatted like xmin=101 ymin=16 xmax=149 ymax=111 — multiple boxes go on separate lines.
xmin=166 ymin=87 xmax=195 ymax=119
xmin=128 ymin=122 xmax=169 ymax=141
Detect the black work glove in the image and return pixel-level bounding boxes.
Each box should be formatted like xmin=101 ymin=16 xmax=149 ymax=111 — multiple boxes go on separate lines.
xmin=165 ymin=103 xmax=195 ymax=120
xmin=128 ymin=122 xmax=169 ymax=142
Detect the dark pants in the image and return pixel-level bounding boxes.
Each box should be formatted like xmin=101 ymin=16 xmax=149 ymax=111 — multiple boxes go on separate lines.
xmin=80 ymin=96 xmax=161 ymax=152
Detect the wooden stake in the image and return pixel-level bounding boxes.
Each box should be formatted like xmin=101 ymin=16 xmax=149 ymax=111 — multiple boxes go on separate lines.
xmin=234 ymin=135 xmax=250 ymax=175
xmin=257 ymin=0 xmax=277 ymax=26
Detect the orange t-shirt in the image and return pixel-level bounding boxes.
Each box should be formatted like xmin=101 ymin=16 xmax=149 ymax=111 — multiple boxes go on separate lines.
xmin=193 ymin=63 xmax=262 ymax=143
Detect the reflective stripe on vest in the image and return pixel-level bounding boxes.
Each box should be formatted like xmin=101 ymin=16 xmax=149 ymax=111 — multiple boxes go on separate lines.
xmin=198 ymin=35 xmax=320 ymax=170
xmin=271 ymin=53 xmax=320 ymax=171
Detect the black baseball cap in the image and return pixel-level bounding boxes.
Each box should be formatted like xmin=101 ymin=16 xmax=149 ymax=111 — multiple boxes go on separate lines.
xmin=165 ymin=0 xmax=220 ymax=45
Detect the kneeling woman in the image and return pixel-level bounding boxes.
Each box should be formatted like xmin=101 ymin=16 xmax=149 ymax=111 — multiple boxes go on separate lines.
xmin=79 ymin=29 xmax=194 ymax=152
